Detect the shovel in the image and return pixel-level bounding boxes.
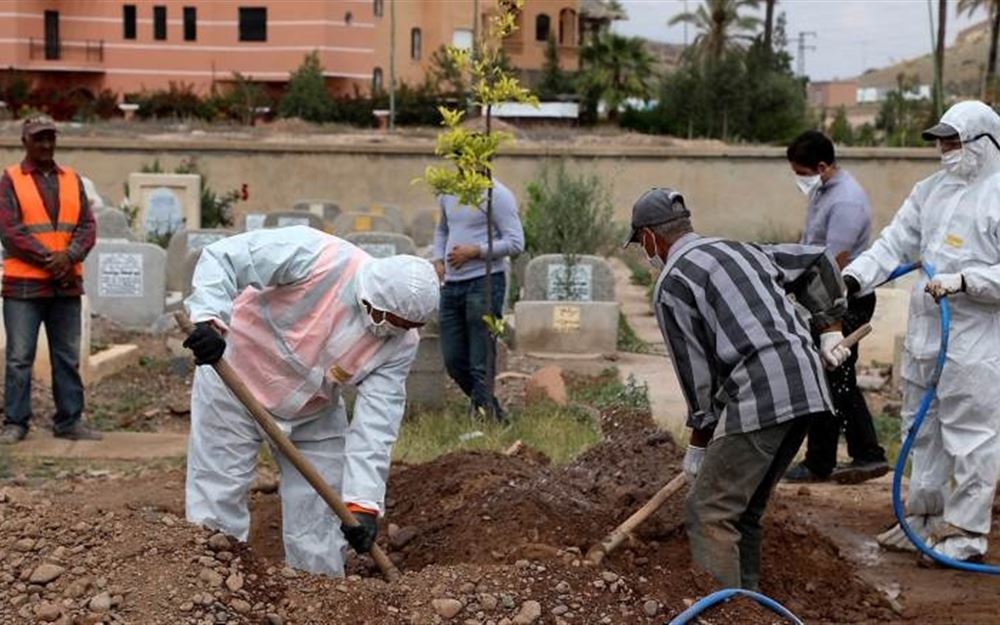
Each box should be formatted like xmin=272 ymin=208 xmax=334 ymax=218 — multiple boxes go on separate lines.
xmin=585 ymin=323 xmax=874 ymax=566
xmin=175 ymin=312 xmax=401 ymax=582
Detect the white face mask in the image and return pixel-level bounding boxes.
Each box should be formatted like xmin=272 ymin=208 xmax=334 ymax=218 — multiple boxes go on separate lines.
xmin=941 ymin=147 xmax=964 ymax=172
xmin=359 ymin=296 xmax=407 ymax=339
xmin=642 ymin=231 xmax=666 ymax=272
xmin=794 ymin=174 xmax=822 ymax=196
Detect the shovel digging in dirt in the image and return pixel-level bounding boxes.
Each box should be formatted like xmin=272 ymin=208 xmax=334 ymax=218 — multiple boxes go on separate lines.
xmin=175 ymin=312 xmax=402 ymax=582
xmin=586 ymin=324 xmax=873 ymax=566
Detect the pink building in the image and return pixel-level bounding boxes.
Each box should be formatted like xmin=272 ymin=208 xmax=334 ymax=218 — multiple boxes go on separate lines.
xmin=0 ymin=0 xmax=376 ymax=97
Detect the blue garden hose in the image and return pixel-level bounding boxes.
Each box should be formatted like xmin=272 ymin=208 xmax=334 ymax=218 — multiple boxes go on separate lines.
xmin=668 ymin=261 xmax=999 ymax=625
xmin=667 ymin=588 xmax=803 ymax=625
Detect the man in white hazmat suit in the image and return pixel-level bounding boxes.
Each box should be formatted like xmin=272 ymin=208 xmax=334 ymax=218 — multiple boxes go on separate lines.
xmin=181 ymin=226 xmax=439 ymax=575
xmin=844 ymin=100 xmax=1000 ymax=562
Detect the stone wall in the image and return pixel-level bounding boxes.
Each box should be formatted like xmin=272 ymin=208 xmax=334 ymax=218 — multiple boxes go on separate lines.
xmin=0 ymin=137 xmax=939 ymax=241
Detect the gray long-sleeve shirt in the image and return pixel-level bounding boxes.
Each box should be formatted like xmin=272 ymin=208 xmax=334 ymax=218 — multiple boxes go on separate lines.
xmin=800 ymin=168 xmax=872 ymax=263
xmin=432 ymin=178 xmax=524 ymax=282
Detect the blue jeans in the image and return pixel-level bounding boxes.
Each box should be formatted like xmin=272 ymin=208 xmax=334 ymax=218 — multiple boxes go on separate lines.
xmin=3 ymin=297 xmax=84 ymax=432
xmin=439 ymin=272 xmax=505 ymax=415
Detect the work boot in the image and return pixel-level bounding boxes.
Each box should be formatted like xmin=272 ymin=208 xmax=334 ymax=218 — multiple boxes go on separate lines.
xmin=782 ymin=462 xmax=827 ymax=483
xmin=831 ymin=459 xmax=891 ymax=485
xmin=53 ymin=423 xmax=103 ymax=441
xmin=876 ymin=514 xmax=942 ymax=553
xmin=0 ymin=424 xmax=27 ymax=445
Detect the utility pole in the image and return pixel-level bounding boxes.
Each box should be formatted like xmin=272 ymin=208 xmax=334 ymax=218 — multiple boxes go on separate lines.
xmin=683 ymin=0 xmax=689 ymax=49
xmin=796 ymin=31 xmax=817 ymax=78
xmin=934 ymin=0 xmax=946 ymax=118
xmin=389 ymin=0 xmax=396 ymax=131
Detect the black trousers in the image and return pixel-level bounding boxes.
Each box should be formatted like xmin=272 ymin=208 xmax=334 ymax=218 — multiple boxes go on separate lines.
xmin=804 ymin=293 xmax=887 ymax=477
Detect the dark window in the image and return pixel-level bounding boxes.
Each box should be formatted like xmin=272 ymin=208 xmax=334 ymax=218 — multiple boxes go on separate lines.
xmin=153 ymin=5 xmax=167 ymax=40
xmin=410 ymin=27 xmax=421 ymax=60
xmin=535 ymin=14 xmax=550 ymax=42
xmin=373 ymin=0 xmax=383 ymax=18
xmin=183 ymin=7 xmax=197 ymax=41
xmin=44 ymin=10 xmax=60 ymax=60
xmin=372 ymin=67 xmax=383 ymax=92
xmin=123 ymin=5 xmax=136 ymax=40
xmin=239 ymin=7 xmax=267 ymax=42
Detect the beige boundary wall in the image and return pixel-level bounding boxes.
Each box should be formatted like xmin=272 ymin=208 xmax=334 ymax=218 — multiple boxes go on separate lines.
xmin=0 ymin=138 xmax=939 ymax=240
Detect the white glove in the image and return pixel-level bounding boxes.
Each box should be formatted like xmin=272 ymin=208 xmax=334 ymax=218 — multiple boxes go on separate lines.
xmin=925 ymin=273 xmax=964 ymax=301
xmin=683 ymin=445 xmax=706 ymax=484
xmin=819 ymin=331 xmax=850 ymax=371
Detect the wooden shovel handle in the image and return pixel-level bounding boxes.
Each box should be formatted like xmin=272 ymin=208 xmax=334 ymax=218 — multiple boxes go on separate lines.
xmin=175 ymin=312 xmax=401 ymax=582
xmin=837 ymin=323 xmax=872 ymax=351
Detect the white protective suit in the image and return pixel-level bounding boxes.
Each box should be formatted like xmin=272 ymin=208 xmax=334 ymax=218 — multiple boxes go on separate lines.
xmin=184 ymin=226 xmax=439 ymax=575
xmin=845 ymin=101 xmax=1000 ymax=560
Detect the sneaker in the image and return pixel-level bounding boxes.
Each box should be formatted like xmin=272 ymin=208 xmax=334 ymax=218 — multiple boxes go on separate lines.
xmin=831 ymin=459 xmax=890 ymax=485
xmin=0 ymin=424 xmax=27 ymax=445
xmin=53 ymin=423 xmax=103 ymax=441
xmin=783 ymin=462 xmax=827 ymax=483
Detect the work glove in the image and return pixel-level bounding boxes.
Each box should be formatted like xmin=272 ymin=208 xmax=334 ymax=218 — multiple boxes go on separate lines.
xmin=683 ymin=445 xmax=706 ymax=484
xmin=819 ymin=331 xmax=850 ymax=371
xmin=341 ymin=511 xmax=378 ymax=554
xmin=925 ymin=273 xmax=965 ymax=301
xmin=842 ymin=274 xmax=861 ymax=299
xmin=182 ymin=321 xmax=226 ymax=365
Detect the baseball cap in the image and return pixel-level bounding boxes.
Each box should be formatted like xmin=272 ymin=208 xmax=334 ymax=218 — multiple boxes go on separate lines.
xmin=921 ymin=122 xmax=959 ymax=141
xmin=624 ymin=187 xmax=690 ymax=247
xmin=22 ymin=115 xmax=57 ymax=138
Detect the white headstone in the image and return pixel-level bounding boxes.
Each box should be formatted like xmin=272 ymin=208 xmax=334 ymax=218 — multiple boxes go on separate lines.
xmin=83 ymin=241 xmax=167 ymax=328
xmin=264 ymin=211 xmax=325 ymax=231
xmin=242 ymin=213 xmax=267 ymax=231
xmin=333 ymin=211 xmax=401 ymax=235
xmin=166 ymin=228 xmax=235 ymax=292
xmin=345 ymin=232 xmax=417 ymax=258
xmin=94 ymin=207 xmax=136 ymax=241
xmin=127 ymin=173 xmax=201 ymax=241
xmin=293 ymin=200 xmax=341 ymax=223
xmin=523 ymin=254 xmax=616 ymax=302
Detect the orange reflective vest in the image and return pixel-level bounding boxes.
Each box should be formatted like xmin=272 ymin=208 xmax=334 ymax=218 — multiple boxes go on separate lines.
xmin=3 ymin=165 xmax=83 ymax=280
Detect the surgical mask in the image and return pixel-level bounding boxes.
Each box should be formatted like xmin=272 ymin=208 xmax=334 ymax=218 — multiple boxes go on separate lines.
xmin=794 ymin=174 xmax=822 ymax=196
xmin=941 ymin=148 xmax=964 ymax=172
xmin=368 ymin=322 xmax=406 ymax=339
xmin=646 ymin=252 xmax=665 ymax=272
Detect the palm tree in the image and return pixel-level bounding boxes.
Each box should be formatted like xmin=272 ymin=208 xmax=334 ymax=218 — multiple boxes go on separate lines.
xmin=958 ymin=0 xmax=1000 ymax=87
xmin=579 ymin=33 xmax=654 ymax=122
xmin=669 ymin=0 xmax=762 ymax=64
xmin=762 ymin=0 xmax=776 ymax=52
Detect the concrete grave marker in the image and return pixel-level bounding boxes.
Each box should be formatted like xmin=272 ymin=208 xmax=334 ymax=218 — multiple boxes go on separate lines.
xmin=333 ymin=211 xmax=401 ymax=235
xmin=523 ymin=254 xmax=616 ymax=302
xmin=360 ymin=203 xmax=405 ymax=230
xmin=242 ymin=213 xmax=267 ymax=231
xmin=345 ymin=232 xmax=417 ymax=258
xmin=409 ymin=210 xmax=438 ymax=248
xmin=94 ymin=207 xmax=136 ymax=241
xmin=127 ymin=173 xmax=201 ymax=240
xmin=166 ymin=228 xmax=235 ymax=292
xmin=83 ymin=241 xmax=167 ymax=328
xmin=263 ymin=211 xmax=325 ymax=231
xmin=293 ymin=200 xmax=341 ymax=223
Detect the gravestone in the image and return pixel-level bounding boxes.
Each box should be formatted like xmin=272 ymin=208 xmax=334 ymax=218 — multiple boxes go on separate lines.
xmin=127 ymin=173 xmax=201 ymax=240
xmin=94 ymin=207 xmax=136 ymax=241
xmin=409 ymin=210 xmax=438 ymax=248
xmin=522 ymin=254 xmax=616 ymax=302
xmin=293 ymin=200 xmax=341 ymax=224
xmin=345 ymin=232 xmax=417 ymax=258
xmin=241 ymin=213 xmax=267 ymax=231
xmin=83 ymin=241 xmax=167 ymax=328
xmin=263 ymin=211 xmax=325 ymax=231
xmin=359 ymin=203 xmax=405 ymax=231
xmin=165 ymin=228 xmax=235 ymax=292
xmin=332 ymin=211 xmax=402 ymax=235
xmin=406 ymin=333 xmax=447 ymax=410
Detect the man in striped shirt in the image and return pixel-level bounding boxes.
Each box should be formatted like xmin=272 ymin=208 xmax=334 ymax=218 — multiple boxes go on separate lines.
xmin=626 ymin=187 xmax=847 ymax=590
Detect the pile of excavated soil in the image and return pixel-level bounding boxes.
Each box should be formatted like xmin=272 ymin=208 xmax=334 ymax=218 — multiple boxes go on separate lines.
xmin=0 ymin=406 xmax=893 ymax=624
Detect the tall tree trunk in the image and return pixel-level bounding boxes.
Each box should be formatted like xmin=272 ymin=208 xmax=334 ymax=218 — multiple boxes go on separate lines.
xmin=763 ymin=0 xmax=776 ymax=52
xmin=988 ymin=0 xmax=1000 ymax=80
xmin=934 ymin=0 xmax=947 ymax=117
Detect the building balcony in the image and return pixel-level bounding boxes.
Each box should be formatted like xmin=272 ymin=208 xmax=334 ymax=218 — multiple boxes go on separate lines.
xmin=27 ymin=38 xmax=104 ymax=69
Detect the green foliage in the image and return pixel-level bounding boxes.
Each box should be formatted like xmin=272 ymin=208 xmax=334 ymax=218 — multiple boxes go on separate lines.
xmin=617 ymin=315 xmax=650 ymax=354
xmin=223 ymin=72 xmax=271 ymax=125
xmin=428 ymin=45 xmax=467 ymax=101
xmin=522 ymin=161 xmax=621 ymax=256
xmin=572 ymin=370 xmax=650 ymax=412
xmin=876 ymin=73 xmax=934 ymax=147
xmin=828 ymin=106 xmax=854 ymax=145
xmin=537 ymin=35 xmax=573 ymax=99
xmin=669 ymin=0 xmax=762 ymax=65
xmin=578 ymin=33 xmax=654 ymax=122
xmin=277 ymin=51 xmax=331 ymax=122
xmin=127 ymin=82 xmax=217 ymax=120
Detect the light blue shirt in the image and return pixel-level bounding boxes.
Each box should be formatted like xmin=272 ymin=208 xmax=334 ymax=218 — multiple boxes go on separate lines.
xmin=801 ymin=168 xmax=872 ymax=263
xmin=432 ymin=179 xmax=525 ymax=283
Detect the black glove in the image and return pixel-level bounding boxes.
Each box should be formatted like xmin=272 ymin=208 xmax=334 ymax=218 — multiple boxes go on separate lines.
xmin=182 ymin=321 xmax=226 ymax=365
xmin=843 ymin=275 xmax=861 ymax=299
xmin=341 ymin=512 xmax=378 ymax=554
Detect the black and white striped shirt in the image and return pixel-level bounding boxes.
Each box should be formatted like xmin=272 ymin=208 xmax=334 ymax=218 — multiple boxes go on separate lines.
xmin=655 ymin=234 xmax=843 ymax=437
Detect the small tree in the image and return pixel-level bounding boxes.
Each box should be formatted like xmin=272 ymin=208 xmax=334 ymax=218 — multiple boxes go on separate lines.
xmin=828 ymin=106 xmax=854 ymax=145
xmin=278 ymin=51 xmax=331 ymax=122
xmin=225 ymin=72 xmax=270 ymax=125
xmin=418 ymin=0 xmax=537 ymax=420
xmin=537 ymin=35 xmax=569 ymax=99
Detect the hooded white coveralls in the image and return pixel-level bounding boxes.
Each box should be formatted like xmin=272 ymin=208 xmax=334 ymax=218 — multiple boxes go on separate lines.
xmin=845 ymin=101 xmax=1000 ymax=559
xmin=183 ymin=226 xmax=438 ymax=575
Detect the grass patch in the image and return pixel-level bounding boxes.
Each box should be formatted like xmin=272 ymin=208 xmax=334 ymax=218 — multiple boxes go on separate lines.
xmin=393 ymin=400 xmax=601 ymax=465
xmin=617 ymin=315 xmax=650 ymax=354
xmin=874 ymin=412 xmax=904 ymax=467
xmin=621 ymin=252 xmax=654 ymax=287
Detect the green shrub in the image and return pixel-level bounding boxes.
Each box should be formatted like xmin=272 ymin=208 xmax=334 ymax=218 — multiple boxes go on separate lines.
xmin=278 ymin=51 xmax=332 ymax=122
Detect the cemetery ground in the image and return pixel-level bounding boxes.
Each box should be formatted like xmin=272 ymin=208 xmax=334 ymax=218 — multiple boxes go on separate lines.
xmin=1 ymin=324 xmax=1000 ymax=625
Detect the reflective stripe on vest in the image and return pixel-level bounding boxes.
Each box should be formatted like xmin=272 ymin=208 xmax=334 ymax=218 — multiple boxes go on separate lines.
xmin=3 ymin=165 xmax=83 ymax=280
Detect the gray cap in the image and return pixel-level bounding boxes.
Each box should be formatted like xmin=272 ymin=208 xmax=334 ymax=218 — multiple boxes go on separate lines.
xmin=922 ymin=122 xmax=959 ymax=141
xmin=624 ymin=187 xmax=690 ymax=246
xmin=21 ymin=114 xmax=57 ymax=138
